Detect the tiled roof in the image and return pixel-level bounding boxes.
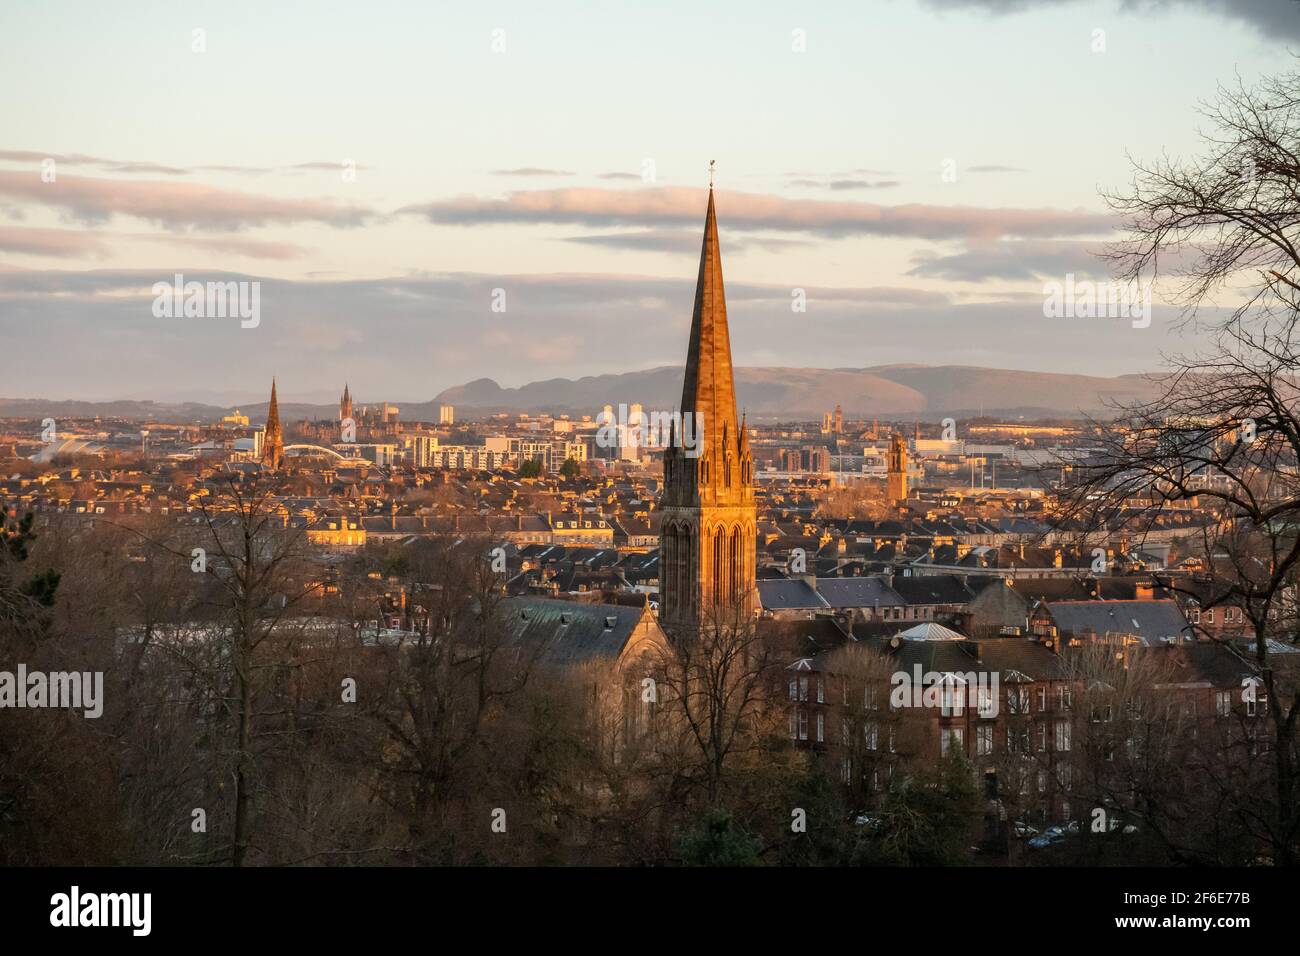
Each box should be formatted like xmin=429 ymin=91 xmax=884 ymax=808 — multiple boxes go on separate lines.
xmin=757 ymin=579 xmax=828 ymax=610
xmin=1045 ymin=600 xmax=1190 ymax=646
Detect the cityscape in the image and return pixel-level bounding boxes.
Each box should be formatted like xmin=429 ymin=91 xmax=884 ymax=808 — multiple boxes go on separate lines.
xmin=1 ymin=0 xmax=1297 ymax=936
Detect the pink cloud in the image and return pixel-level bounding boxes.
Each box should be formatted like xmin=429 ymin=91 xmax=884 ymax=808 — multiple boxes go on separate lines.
xmin=401 ymin=186 xmax=1115 ymax=240
xmin=0 ymin=171 xmax=370 ymax=230
xmin=0 ymin=226 xmax=109 ymax=258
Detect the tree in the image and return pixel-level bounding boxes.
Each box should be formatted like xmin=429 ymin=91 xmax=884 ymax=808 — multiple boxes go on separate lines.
xmin=559 ymin=457 xmax=581 ymax=478
xmin=184 ymin=477 xmax=324 ymax=865
xmin=678 ymin=808 xmax=761 ymax=866
xmin=655 ymin=600 xmax=779 ymax=807
xmin=852 ymin=751 xmax=979 ymax=866
xmin=0 ymin=502 xmax=59 ymax=648
xmin=518 ymin=458 xmax=543 ymax=479
xmin=1060 ymin=66 xmax=1300 ymax=865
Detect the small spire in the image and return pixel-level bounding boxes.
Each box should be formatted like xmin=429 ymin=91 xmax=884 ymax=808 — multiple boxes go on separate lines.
xmin=709 ymin=159 xmax=716 ymax=189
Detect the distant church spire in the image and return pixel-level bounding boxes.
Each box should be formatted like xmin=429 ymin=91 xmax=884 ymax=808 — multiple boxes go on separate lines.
xmin=340 ymin=382 xmax=353 ymax=422
xmin=659 ymin=183 xmax=756 ymax=636
xmin=262 ymin=378 xmax=284 ymax=471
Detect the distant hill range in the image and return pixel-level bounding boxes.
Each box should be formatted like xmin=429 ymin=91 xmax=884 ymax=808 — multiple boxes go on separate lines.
xmin=428 ymin=365 xmax=1162 ymax=420
xmin=0 ymin=365 xmax=1163 ymax=423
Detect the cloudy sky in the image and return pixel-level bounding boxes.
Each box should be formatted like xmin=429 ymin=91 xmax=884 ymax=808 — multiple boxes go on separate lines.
xmin=1 ymin=0 xmax=1296 ymax=403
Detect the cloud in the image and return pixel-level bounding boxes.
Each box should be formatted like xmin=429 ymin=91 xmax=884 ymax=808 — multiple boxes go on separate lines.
xmin=0 ymin=171 xmax=371 ymax=230
xmin=0 ymin=265 xmax=1201 ymax=400
xmin=598 ymin=172 xmax=642 ymax=181
xmin=0 ymin=225 xmax=309 ymax=260
xmin=563 ymin=229 xmax=812 ymax=255
xmin=0 ymin=151 xmax=371 ymax=177
xmin=400 ymin=186 xmax=1114 ymax=241
xmin=917 ymin=0 xmax=1300 ymax=40
xmin=967 ymin=165 xmax=1028 ymax=174
xmin=133 ymin=234 xmax=310 ymax=259
xmin=492 ymin=167 xmax=576 ymax=177
xmin=788 ymin=179 xmax=903 ymax=190
xmin=908 ymin=239 xmax=1107 ymax=281
xmin=0 ymin=226 xmax=110 ymax=258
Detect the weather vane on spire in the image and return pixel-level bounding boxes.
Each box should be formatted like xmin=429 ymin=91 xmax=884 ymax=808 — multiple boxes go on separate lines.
xmin=709 ymin=159 xmax=715 ymax=188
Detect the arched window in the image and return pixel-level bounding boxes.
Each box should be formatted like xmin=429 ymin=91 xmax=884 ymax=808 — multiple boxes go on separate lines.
xmin=733 ymin=528 xmax=743 ymax=600
xmin=717 ymin=522 xmax=728 ymax=606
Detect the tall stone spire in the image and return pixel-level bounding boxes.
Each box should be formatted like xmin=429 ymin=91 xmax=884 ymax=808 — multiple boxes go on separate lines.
xmin=678 ymin=188 xmax=744 ymax=505
xmin=659 ymin=186 xmax=756 ymax=637
xmin=340 ymin=383 xmax=353 ymax=423
xmin=262 ymin=378 xmax=284 ymax=471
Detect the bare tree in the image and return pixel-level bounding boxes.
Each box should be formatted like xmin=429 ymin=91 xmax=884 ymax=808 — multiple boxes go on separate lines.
xmin=1061 ymin=66 xmax=1300 ymax=864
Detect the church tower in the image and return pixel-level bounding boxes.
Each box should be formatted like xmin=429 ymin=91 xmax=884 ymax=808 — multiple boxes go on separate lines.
xmin=262 ymin=378 xmax=284 ymax=471
xmin=659 ymin=187 xmax=757 ymax=636
xmin=887 ymin=431 xmax=908 ymax=504
xmin=340 ymin=383 xmax=353 ymax=423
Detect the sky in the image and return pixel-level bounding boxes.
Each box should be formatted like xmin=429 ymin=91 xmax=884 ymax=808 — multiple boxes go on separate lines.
xmin=0 ymin=0 xmax=1297 ymax=403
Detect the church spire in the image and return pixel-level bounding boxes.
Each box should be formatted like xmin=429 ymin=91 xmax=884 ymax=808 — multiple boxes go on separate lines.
xmin=262 ymin=378 xmax=284 ymax=471
xmin=679 ymin=186 xmax=743 ymax=497
xmin=659 ymin=183 xmax=756 ymax=636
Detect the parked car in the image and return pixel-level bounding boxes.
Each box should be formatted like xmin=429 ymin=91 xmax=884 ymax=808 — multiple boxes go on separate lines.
xmin=1027 ymin=821 xmax=1079 ymax=849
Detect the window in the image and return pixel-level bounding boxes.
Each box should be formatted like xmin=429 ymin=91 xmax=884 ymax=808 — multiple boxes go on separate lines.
xmin=1059 ymin=764 xmax=1073 ymax=791
xmin=977 ymin=685 xmax=996 ymax=718
xmin=1056 ymin=685 xmax=1072 ymax=711
xmin=865 ymin=722 xmax=879 ymax=751
xmin=1091 ymin=704 xmax=1112 ymax=723
xmin=816 ymin=713 xmax=825 ymax=743
xmin=941 ymin=727 xmax=964 ymax=757
xmin=940 ymin=679 xmax=965 ymax=716
xmin=1055 ymin=720 xmax=1071 ymax=752
xmin=1037 ymin=722 xmax=1047 ymax=752
xmin=1036 ymin=686 xmax=1046 ymax=711
xmin=1205 ymin=609 xmax=1215 ymax=624
xmin=1215 ymin=690 xmax=1232 ymax=717
xmin=798 ymin=677 xmax=809 ymax=702
xmin=1037 ymin=770 xmax=1048 ymax=793
xmin=865 ymin=686 xmax=878 ymax=710
xmin=888 ymin=726 xmax=896 ymax=753
xmin=816 ymin=680 xmax=825 ymax=704
xmin=1008 ymin=688 xmax=1030 ymax=715
xmin=788 ymin=679 xmax=798 ymax=701
xmin=797 ymin=709 xmax=808 ymax=740
xmin=1244 ymin=679 xmax=1265 ymax=717
xmin=976 ymin=725 xmax=993 ymax=756
xmin=1008 ymin=727 xmax=1030 ymax=754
